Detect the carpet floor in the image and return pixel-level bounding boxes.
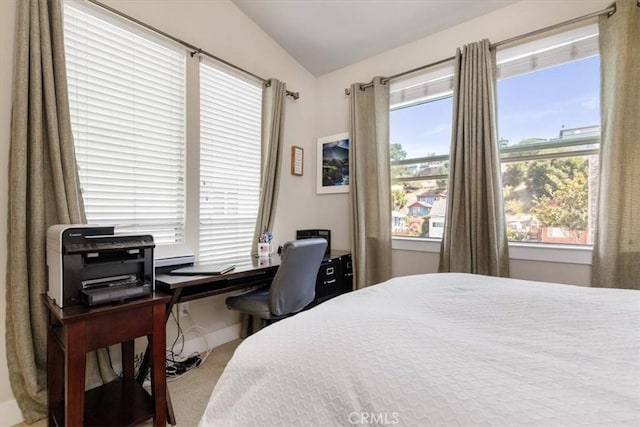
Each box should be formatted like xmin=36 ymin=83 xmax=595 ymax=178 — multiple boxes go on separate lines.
xmin=14 ymin=339 xmax=242 ymax=427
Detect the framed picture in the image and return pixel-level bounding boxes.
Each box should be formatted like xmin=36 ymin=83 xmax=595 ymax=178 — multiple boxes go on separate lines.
xmin=317 ymin=132 xmax=349 ymax=194
xmin=291 ymin=146 xmax=304 ymax=176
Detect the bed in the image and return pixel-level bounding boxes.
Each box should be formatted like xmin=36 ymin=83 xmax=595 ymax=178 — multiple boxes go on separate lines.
xmin=199 ymin=273 xmax=640 ymax=426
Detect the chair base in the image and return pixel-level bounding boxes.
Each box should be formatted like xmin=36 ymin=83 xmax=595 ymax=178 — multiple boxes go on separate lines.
xmin=241 ymin=315 xmax=264 ymax=337
xmin=241 ymin=313 xmax=296 ymax=337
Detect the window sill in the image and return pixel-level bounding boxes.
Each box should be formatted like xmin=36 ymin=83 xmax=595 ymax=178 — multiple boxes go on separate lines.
xmin=155 ymin=243 xmax=195 ymax=261
xmin=392 ymin=237 xmax=592 ymax=265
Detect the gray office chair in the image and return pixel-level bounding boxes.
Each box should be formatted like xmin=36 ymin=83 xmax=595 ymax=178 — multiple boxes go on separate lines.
xmin=226 ymin=238 xmax=327 ymax=331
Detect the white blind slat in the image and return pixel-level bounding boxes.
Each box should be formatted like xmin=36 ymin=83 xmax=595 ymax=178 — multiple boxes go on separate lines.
xmin=199 ymin=60 xmax=262 ymax=263
xmin=64 ymin=2 xmax=186 ymax=245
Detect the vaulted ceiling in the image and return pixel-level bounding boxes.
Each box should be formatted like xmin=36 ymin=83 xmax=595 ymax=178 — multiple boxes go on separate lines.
xmin=231 ymin=0 xmax=517 ymax=76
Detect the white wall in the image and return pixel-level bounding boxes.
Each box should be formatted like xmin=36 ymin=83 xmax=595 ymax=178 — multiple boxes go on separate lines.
xmin=0 ymin=1 xmax=317 ymax=424
xmin=315 ymin=0 xmax=610 ymax=284
xmin=392 ymin=249 xmax=591 ymax=286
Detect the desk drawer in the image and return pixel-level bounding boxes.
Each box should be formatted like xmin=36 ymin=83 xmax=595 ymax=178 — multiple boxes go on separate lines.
xmin=86 ymin=306 xmax=152 ymax=350
xmin=340 ymin=254 xmax=353 ymax=293
xmin=315 ymin=258 xmax=342 ymax=300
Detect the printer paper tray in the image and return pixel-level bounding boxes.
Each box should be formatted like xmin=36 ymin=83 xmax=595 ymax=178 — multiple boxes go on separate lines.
xmin=81 ymin=283 xmax=152 ymax=306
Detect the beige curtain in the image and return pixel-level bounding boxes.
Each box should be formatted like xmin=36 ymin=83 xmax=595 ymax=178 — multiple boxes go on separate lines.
xmin=6 ymin=0 xmax=113 ymax=422
xmin=349 ymin=77 xmax=392 ymax=288
xmin=592 ymin=0 xmax=640 ymax=289
xmin=252 ymin=79 xmax=286 ymax=256
xmin=439 ymin=39 xmax=510 ymax=277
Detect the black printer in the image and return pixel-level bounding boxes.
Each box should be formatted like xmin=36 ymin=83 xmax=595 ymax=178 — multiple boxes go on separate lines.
xmin=46 ymin=225 xmax=155 ymax=308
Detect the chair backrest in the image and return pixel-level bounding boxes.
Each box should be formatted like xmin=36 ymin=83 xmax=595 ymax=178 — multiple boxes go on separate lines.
xmin=269 ymin=238 xmax=327 ymax=316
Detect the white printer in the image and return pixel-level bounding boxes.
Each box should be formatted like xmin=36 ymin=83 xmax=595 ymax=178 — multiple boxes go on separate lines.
xmin=46 ymin=225 xmax=155 ymax=308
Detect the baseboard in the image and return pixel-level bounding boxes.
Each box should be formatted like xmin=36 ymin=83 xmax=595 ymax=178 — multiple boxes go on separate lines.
xmin=0 ymin=398 xmax=23 ymax=427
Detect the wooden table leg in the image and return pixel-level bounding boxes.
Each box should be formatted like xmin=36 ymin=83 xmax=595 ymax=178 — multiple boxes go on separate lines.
xmin=150 ymin=303 xmax=168 ymax=426
xmin=65 ymin=321 xmax=87 ymax=426
xmin=137 ymin=290 xmax=180 ymax=425
xmin=137 ymin=289 xmax=181 ymax=384
xmin=47 ymin=325 xmax=64 ymax=426
xmin=121 ymin=340 xmax=135 ymax=381
xmin=166 ymin=388 xmax=176 ymax=426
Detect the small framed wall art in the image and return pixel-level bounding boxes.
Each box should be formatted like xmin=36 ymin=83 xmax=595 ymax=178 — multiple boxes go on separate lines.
xmin=316 ymin=132 xmax=349 ymax=194
xmin=291 ymin=146 xmax=304 ymax=176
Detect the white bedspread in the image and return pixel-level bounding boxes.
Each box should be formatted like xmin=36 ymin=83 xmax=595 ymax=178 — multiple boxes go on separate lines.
xmin=200 ymin=273 xmax=640 ymax=426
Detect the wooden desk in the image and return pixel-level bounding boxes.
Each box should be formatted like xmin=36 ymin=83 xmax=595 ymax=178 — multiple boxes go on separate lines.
xmin=136 ymin=256 xmax=280 ymax=424
xmin=44 ymin=293 xmax=170 ymax=427
xmin=138 ymin=252 xmax=351 ymax=425
xmin=155 ymin=255 xmax=281 ymax=315
xmin=154 ymin=251 xmax=352 ymax=315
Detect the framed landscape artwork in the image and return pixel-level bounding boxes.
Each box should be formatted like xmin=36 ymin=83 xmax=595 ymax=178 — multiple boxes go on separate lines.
xmin=316 ymin=133 xmax=350 ymax=194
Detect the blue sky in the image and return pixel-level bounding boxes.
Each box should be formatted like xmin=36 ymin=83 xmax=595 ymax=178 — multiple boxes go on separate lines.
xmin=390 ymin=56 xmax=600 ymax=159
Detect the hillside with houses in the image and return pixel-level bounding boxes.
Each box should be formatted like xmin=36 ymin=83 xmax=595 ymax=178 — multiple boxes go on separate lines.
xmin=391 ymin=125 xmax=599 ymax=245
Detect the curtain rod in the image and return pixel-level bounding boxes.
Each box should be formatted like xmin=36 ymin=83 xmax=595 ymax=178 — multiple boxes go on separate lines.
xmin=345 ymin=4 xmax=616 ymax=95
xmin=86 ymin=0 xmax=300 ymax=100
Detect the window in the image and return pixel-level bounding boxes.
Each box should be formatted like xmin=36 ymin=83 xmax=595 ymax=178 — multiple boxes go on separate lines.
xmin=496 ymin=24 xmax=600 ymax=245
xmin=64 ymin=2 xmax=264 ymax=260
xmin=199 ymin=61 xmax=262 ymax=264
xmin=390 ymin=63 xmax=454 ymax=238
xmin=64 ymin=1 xmax=186 ymax=245
xmin=390 ymin=24 xmax=600 ymax=246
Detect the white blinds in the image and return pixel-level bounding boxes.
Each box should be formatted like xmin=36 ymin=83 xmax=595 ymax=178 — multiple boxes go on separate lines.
xmin=390 ymin=62 xmax=454 ymax=110
xmin=63 ymin=2 xmax=186 ymax=245
xmin=389 ymin=24 xmax=598 ymax=111
xmin=497 ymin=23 xmax=599 ymax=80
xmin=199 ymin=60 xmax=262 ymax=264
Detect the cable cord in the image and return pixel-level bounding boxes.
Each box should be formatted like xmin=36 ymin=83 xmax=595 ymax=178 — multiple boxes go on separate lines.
xmin=163 ymin=308 xmax=214 ymax=382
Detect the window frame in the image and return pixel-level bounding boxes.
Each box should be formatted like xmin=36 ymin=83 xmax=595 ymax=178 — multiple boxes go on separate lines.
xmin=389 ymin=25 xmax=601 ymax=260
xmin=391 ymin=236 xmax=593 ymax=264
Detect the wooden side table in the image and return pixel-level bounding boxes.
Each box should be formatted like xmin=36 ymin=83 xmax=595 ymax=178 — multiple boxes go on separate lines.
xmin=44 ymin=293 xmax=170 ymax=427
